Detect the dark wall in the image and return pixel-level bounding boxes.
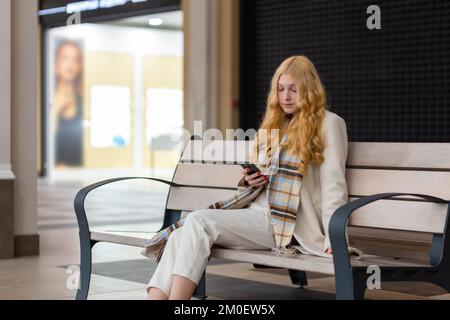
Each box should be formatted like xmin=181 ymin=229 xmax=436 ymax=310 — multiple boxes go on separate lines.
xmin=240 ymin=0 xmax=450 ymax=142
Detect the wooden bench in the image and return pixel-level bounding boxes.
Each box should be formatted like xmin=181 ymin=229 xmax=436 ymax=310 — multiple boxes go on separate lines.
xmin=74 ymin=138 xmax=450 ymax=300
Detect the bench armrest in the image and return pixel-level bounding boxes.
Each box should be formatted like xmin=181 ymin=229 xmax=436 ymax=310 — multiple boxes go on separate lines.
xmin=329 ymin=192 xmax=450 ymax=271
xmin=74 ymin=177 xmax=182 ymax=235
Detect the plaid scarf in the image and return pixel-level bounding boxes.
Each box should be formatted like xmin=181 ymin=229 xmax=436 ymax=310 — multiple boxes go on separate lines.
xmin=141 ymin=136 xmax=304 ymax=262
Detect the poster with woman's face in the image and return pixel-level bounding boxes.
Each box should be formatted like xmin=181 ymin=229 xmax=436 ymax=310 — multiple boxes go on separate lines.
xmin=53 ymin=39 xmax=84 ymax=167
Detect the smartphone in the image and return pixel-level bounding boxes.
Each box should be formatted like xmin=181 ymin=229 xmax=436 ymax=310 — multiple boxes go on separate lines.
xmin=240 ymin=163 xmax=261 ymax=175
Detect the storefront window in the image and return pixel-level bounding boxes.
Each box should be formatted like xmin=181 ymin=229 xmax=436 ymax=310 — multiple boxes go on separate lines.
xmin=44 ymin=11 xmax=183 ymax=180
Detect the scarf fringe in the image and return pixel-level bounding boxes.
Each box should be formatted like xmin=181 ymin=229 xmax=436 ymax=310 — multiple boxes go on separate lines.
xmin=271 ymin=246 xmax=298 ymax=256
xmin=156 ymin=239 xmax=167 ymax=263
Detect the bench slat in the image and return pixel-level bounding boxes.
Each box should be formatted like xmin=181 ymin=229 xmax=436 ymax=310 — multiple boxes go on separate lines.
xmin=348 ymin=226 xmax=433 ymax=245
xmin=173 ymin=163 xmax=242 ymax=188
xmin=350 ymin=237 xmax=430 ymax=262
xmin=211 ymin=248 xmax=336 ymax=274
xmin=347 ymin=169 xmax=450 ymax=200
xmin=348 ymin=142 xmax=450 ymax=169
xmin=210 ymin=248 xmax=429 ymax=275
xmin=180 ymin=140 xmax=450 ymax=170
xmin=348 ymin=197 xmax=447 ymax=234
xmin=167 ymin=187 xmax=239 ymax=211
xmin=91 ymin=231 xmax=156 ymax=247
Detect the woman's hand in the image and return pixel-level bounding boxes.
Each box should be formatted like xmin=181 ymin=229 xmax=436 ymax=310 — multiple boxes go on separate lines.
xmin=326 ymin=247 xmax=333 ymax=256
xmin=242 ymin=168 xmax=269 ymax=187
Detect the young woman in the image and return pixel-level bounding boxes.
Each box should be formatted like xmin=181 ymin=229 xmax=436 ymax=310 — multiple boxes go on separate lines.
xmin=146 ymin=55 xmax=348 ymax=300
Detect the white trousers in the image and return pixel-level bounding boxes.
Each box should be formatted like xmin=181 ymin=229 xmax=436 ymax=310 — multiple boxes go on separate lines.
xmin=147 ymin=202 xmax=275 ymax=296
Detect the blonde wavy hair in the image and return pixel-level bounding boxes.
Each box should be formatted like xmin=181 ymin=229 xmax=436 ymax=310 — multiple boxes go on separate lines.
xmin=255 ymin=55 xmax=327 ymax=176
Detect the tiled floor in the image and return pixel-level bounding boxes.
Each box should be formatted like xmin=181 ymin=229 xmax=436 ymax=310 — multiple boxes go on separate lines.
xmin=0 ymin=178 xmax=449 ymax=300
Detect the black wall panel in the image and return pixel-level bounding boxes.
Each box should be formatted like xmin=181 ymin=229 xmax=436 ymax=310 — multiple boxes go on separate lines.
xmin=240 ymin=0 xmax=450 ymax=142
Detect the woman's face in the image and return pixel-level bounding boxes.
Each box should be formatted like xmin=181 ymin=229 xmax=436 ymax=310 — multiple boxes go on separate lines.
xmin=277 ymin=73 xmax=300 ymax=115
xmin=55 ymin=43 xmax=82 ymax=83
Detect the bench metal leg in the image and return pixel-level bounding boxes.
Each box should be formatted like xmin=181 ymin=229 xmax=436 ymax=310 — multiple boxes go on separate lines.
xmin=436 ymin=268 xmax=450 ymax=292
xmin=76 ymin=236 xmax=97 ymax=300
xmin=333 ymin=258 xmax=363 ymax=300
xmin=334 ymin=272 xmax=366 ymax=300
xmin=193 ymin=272 xmax=207 ymax=300
xmin=351 ymin=269 xmax=368 ymax=300
xmin=345 ymin=266 xmax=450 ymax=300
xmin=288 ymin=270 xmax=308 ymax=288
xmin=433 ymin=245 xmax=450 ymax=292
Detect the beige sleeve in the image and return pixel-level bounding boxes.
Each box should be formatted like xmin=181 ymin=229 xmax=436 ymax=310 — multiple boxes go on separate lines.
xmin=319 ymin=114 xmax=349 ymax=251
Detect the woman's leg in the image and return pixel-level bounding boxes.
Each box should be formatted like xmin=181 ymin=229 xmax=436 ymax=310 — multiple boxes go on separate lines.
xmin=169 ymin=207 xmax=275 ymax=299
xmin=146 ymin=227 xmax=198 ymax=300
xmin=147 ymin=206 xmax=274 ymax=300
xmin=169 ymin=275 xmax=197 ymax=300
xmin=147 ymin=228 xmax=184 ymax=299
xmin=147 ymin=287 xmax=168 ymax=300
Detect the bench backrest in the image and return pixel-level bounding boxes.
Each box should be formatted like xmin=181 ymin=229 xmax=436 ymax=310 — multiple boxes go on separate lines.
xmin=346 ymin=142 xmax=450 ymax=261
xmin=164 ymin=139 xmax=450 ymax=262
